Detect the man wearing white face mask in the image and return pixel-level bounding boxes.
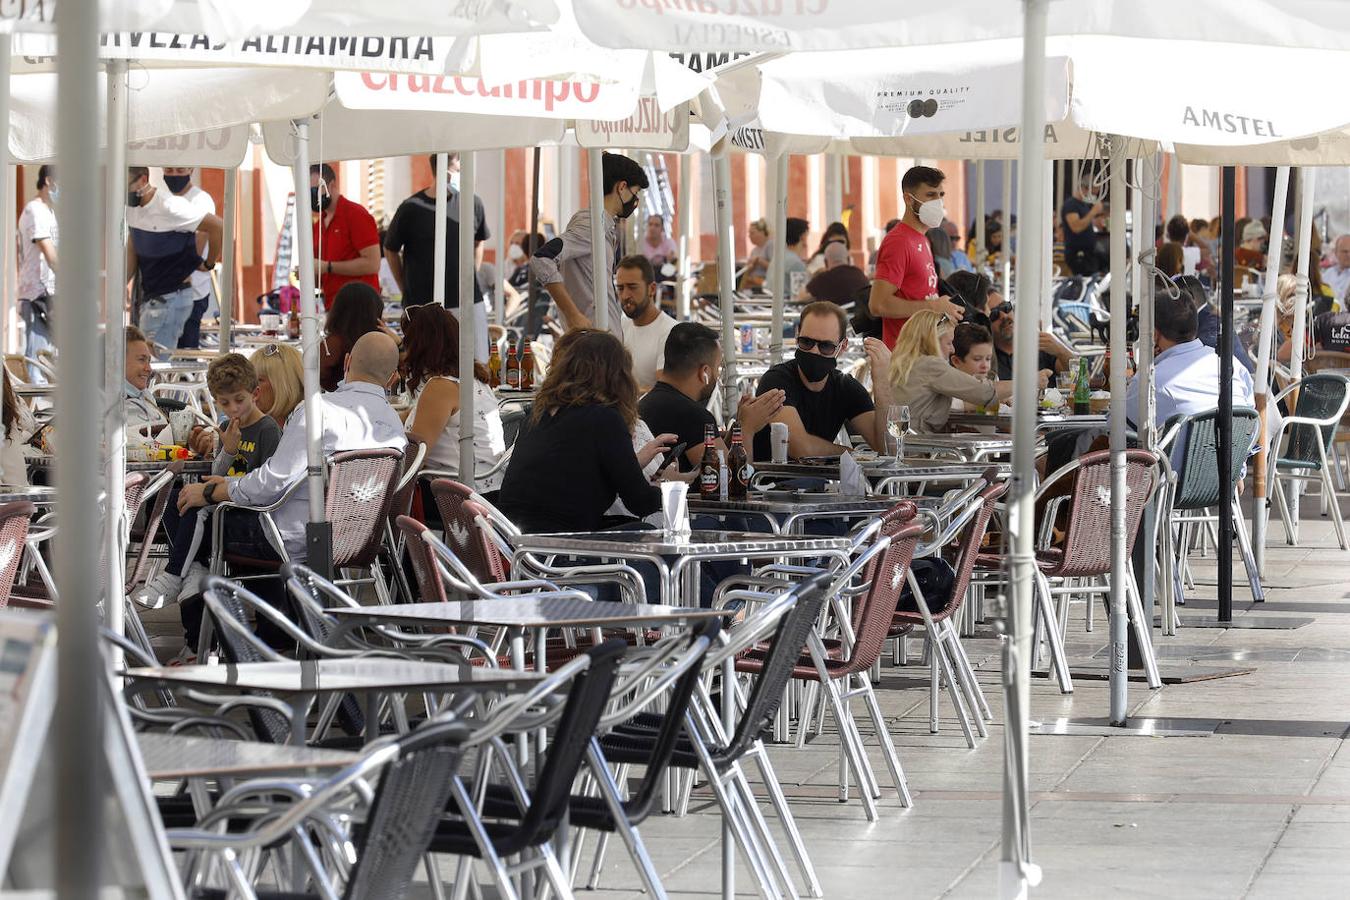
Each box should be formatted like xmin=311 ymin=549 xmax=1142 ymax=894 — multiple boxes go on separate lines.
xmin=384 ymin=152 xmax=491 ymax=359
xmin=869 ymin=165 xmax=964 ymax=349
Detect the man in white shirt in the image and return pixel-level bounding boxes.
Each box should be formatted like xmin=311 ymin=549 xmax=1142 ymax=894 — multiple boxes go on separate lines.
xmin=1325 ymin=235 xmax=1350 ymax=306
xmin=17 ymin=165 xmax=57 ymax=383
xmin=617 ymin=255 xmax=677 ymax=392
xmin=178 ymin=332 xmax=407 ymax=564
xmin=161 ymin=167 xmax=218 ymax=349
xmin=126 ymin=166 xmax=223 ymax=357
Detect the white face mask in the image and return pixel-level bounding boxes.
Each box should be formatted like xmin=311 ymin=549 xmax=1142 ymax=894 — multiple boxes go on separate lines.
xmin=506 ymin=244 xmax=525 ymax=263
xmin=448 ymin=172 xmax=461 ymax=192
xmin=908 ymin=193 xmax=946 ymax=230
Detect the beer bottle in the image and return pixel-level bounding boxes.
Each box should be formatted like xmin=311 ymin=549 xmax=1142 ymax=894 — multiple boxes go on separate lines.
xmin=698 ymin=424 xmax=721 ymax=500
xmin=521 ymin=343 xmax=534 ymax=390
xmin=487 ymin=344 xmax=502 ymax=388
xmin=728 ymin=425 xmax=750 ymax=500
xmin=505 ymin=344 xmax=521 ymax=390
xmin=286 ymin=308 xmax=300 ymax=340
xmin=1074 ymin=355 xmax=1091 ymax=416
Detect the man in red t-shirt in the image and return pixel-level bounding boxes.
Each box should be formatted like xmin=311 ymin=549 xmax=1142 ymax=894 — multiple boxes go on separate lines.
xmin=870 ymin=165 xmax=965 ymax=347
xmin=310 ymin=163 xmax=381 ymax=303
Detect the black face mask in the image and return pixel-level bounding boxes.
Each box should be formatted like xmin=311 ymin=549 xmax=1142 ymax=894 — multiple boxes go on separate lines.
xmin=794 ymin=348 xmax=837 ymax=382
xmin=310 ymin=186 xmax=332 ymax=213
xmin=163 ymin=174 xmax=192 ymax=194
xmin=127 ymin=186 xmax=143 ymax=208
xmin=617 ymin=189 xmax=640 ymax=219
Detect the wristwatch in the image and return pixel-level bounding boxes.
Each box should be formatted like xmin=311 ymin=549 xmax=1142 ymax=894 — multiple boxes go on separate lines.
xmin=205 ymin=482 xmax=219 ymax=504
xmin=327 ymin=260 xmax=333 ymax=275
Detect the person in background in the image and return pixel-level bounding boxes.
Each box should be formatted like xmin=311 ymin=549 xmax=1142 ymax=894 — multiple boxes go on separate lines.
xmin=498 ymin=329 xmax=672 ymax=534
xmin=532 ymin=152 xmax=649 ymax=335
xmin=639 ymin=214 xmax=678 ymax=268
xmin=310 ymin=162 xmax=381 ymax=303
xmin=639 ymin=322 xmax=785 ymax=471
xmin=160 ymin=167 xmax=218 ymax=349
xmin=926 ymin=226 xmax=957 ymax=279
xmin=987 ymin=301 xmax=1071 ymax=382
xmin=616 ymin=255 xmax=677 ymax=392
xmin=946 ymin=270 xmax=998 ymax=328
xmin=126 ymin=167 xmax=223 ymax=355
xmin=320 ymin=282 xmax=394 ymax=392
xmin=943 ymin=219 xmax=974 ymax=272
xmin=376 ymin=228 xmax=401 ymax=299
xmin=0 ymin=372 xmax=35 ymax=487
xmin=17 ymin=165 xmax=57 ymax=382
xmin=807 ymin=221 xmax=850 ymax=275
xmin=1157 ymin=241 xmax=1185 ymax=279
xmin=1061 ymin=170 xmax=1107 ymax=275
xmin=1323 ymin=235 xmax=1350 ymax=306
xmin=1171 ymin=274 xmax=1256 ymax=373
xmin=890 ymin=310 xmax=1036 ymax=433
xmin=804 ymin=241 xmax=871 ymax=305
xmin=1236 ymin=219 xmax=1267 ymax=271
xmin=867 ymin=218 xmax=901 ymax=274
xmin=984 ymin=222 xmax=1006 ymax=271
xmin=741 ymin=218 xmax=773 ymax=290
xmin=383 ymin=152 xmax=491 ymax=362
xmin=123 ymin=326 xmax=170 ymax=442
xmin=870 ymin=165 xmax=963 ymax=349
xmin=476 ymin=254 xmax=521 ymax=321
xmin=1166 ymin=214 xmax=1202 ymax=277
xmin=782 ymin=217 xmax=811 ymax=299
xmin=402 ymin=305 xmax=505 ymax=495
xmin=753 ymin=301 xmax=891 ymax=460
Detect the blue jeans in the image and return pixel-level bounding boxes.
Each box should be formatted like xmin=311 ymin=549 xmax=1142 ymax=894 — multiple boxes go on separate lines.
xmin=18 ymin=298 xmax=53 ymax=383
xmin=139 ymin=285 xmax=197 ymax=357
xmin=177 ymin=294 xmax=210 ymax=349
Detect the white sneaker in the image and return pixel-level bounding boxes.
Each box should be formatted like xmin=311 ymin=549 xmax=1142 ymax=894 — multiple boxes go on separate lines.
xmin=132 ymin=571 xmax=184 ymax=609
xmin=178 ymin=562 xmax=209 ymax=602
xmin=167 ymin=645 xmax=197 ymax=667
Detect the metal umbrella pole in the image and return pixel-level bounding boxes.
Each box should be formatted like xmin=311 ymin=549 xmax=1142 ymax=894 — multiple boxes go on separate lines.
xmin=290 ymin=119 xmax=330 ymax=578
xmin=1252 ymin=166 xmax=1291 ymax=576
xmin=676 ymin=152 xmax=693 ymax=321
xmin=0 ymin=34 xmax=11 ymax=357
xmin=712 ymin=155 xmax=739 ymax=423
xmin=459 ymin=151 xmax=478 ymax=488
xmin=1041 ymin=158 xmax=1054 ymax=328
xmin=1106 ymin=136 xmax=1130 ymax=724
xmin=1287 ymin=168 xmax=1317 ymax=541
xmin=769 ymin=153 xmax=789 ymax=363
xmin=495 ymin=149 xmax=507 ymax=330
xmin=218 ymin=168 xmax=237 ymax=353
xmin=1218 ymin=167 xmax=1236 ymax=622
xmin=975 ymin=160 xmax=986 ymax=268
xmin=56 ymin=0 xmax=105 ymax=892
xmin=102 ymin=59 xmax=129 ymax=663
xmin=588 ymin=149 xmax=608 ymax=331
xmin=1001 ymin=159 xmax=1014 ymax=292
xmin=1001 ymin=1 xmax=1047 ymax=895
xmin=1134 ymin=155 xmax=1161 ymax=630
xmin=524 ymin=148 xmax=542 ymax=338
xmin=432 ymin=152 xmax=448 ymax=311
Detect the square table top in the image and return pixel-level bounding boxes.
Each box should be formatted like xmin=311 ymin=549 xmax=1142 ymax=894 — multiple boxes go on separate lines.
xmin=26 ymin=455 xmax=215 ymax=476
xmin=331 ymin=596 xmax=732 ymax=630
xmin=510 ymin=529 xmax=851 ymax=557
xmin=688 ymin=492 xmax=900 ymax=516
xmin=752 ymin=459 xmax=997 ymax=481
xmin=138 ymin=732 xmax=359 ymax=780
xmin=123 ymin=658 xmax=543 ymax=694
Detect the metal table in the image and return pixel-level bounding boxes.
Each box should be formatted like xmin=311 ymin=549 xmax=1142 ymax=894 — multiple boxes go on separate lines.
xmin=124 ymin=659 xmax=543 ymax=745
xmin=751 ymin=458 xmax=1000 ymax=494
xmin=946 ymin=412 xmax=1109 ymax=434
xmin=151 ymin=360 xmax=210 ymax=377
xmin=688 ymin=491 xmax=899 ymax=534
xmin=138 ymin=732 xmax=358 ymax=780
xmin=903 ymin=433 xmax=1042 ymax=462
xmin=509 ymin=529 xmax=851 ymax=606
xmin=13 ymin=384 xmax=52 ymax=399
xmin=27 ymin=455 xmax=215 ymax=477
xmin=0 ymin=485 xmax=58 ymax=505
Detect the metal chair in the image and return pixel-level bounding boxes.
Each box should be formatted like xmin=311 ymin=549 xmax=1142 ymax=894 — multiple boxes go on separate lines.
xmin=1305 ymin=351 xmax=1350 ymax=489
xmin=1265 ymin=372 xmax=1350 ymax=550
xmin=383 ymin=434 xmax=426 ymax=604
xmin=0 ymin=500 xmax=35 ymax=609
xmin=1157 ymin=407 xmax=1263 ymax=631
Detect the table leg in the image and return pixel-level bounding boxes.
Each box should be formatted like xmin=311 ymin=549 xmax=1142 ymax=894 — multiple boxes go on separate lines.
xmin=721 ymin=653 xmax=735 ymax=900
xmin=291 ymin=693 xmax=313 ymax=746
xmin=365 ymin=691 xmax=380 ymax=745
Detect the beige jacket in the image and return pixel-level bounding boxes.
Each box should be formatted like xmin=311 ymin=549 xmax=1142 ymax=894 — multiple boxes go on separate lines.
xmin=891 ymin=356 xmax=996 ymax=433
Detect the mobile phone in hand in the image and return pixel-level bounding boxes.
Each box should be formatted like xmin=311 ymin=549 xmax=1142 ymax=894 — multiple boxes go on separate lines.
xmin=657 ymin=441 xmax=688 ymax=474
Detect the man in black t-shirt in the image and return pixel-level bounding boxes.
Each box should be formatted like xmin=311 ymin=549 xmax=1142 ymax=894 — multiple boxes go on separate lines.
xmin=753 ymin=301 xmax=893 ymax=461
xmin=638 ymin=323 xmax=785 ymax=471
xmin=989 ymin=301 xmax=1072 ymax=381
xmin=1061 ymin=172 xmax=1107 ymax=276
xmin=384 ymin=152 xmax=490 ymax=308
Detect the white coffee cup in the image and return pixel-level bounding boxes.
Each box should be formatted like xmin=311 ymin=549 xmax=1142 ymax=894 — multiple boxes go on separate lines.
xmin=769 ymin=422 xmax=790 ymax=463
xmin=169 ymin=409 xmax=197 ymax=446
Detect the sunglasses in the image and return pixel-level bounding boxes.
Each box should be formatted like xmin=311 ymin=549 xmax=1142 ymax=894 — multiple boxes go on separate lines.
xmin=261 ymin=343 xmax=283 ymax=357
xmin=797 ymin=336 xmax=841 ymax=356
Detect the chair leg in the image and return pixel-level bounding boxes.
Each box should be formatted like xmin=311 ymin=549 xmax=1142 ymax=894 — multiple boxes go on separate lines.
xmin=1034 ymin=571 xmax=1074 ymax=694
xmin=746 ymin=745 xmax=824 ymax=897
xmin=1231 ymin=492 xmax=1264 ymax=602
xmin=944 ymin=619 xmax=993 ymax=724
xmin=928 ymin=635 xmax=940 ymax=734
xmin=1320 ymin=452 xmax=1349 ymax=550
xmin=1124 ymin=573 xmax=1162 ymax=689
xmin=856 ymin=676 xmax=914 ymax=806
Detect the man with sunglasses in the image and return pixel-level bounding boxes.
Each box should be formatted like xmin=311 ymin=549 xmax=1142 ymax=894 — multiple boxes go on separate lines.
xmin=753 ymin=301 xmax=892 ymax=460
xmin=988 ymin=301 xmax=1073 ymax=382
xmin=532 ymin=151 xmax=649 ymax=337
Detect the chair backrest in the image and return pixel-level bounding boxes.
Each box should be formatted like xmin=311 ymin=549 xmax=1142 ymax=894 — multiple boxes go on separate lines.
xmin=394 ymin=515 xmax=449 ymax=604
xmin=1050 ymin=449 xmax=1160 ymax=578
xmin=123 ymin=472 xmax=151 ymax=522
xmin=0 ymin=501 xmax=35 ymax=608
xmin=515 ymin=639 xmax=626 ymax=848
xmin=429 ymin=478 xmax=510 ymax=584
xmin=942 ymin=476 xmax=1008 ymax=614
xmin=1170 ymin=407 xmax=1260 ymax=510
xmin=125 ymin=461 xmax=186 ymax=590
xmin=326 ymin=448 xmax=405 ymax=568
xmin=342 ymin=721 xmax=469 ymax=900
xmin=281 ymin=562 xmax=347 ymax=645
xmin=721 ymin=574 xmax=831 ymax=763
xmin=388 ymin=434 xmax=427 ymax=525
xmin=200 ymin=580 xmax=291 ymax=744
xmin=838 ymin=512 xmax=924 ymax=676
xmin=1284 ymin=373 xmax=1350 ymax=465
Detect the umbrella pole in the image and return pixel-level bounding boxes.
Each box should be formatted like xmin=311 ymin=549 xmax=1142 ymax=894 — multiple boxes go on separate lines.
xmin=1287 ymin=169 xmax=1316 ymax=538
xmin=713 ymin=155 xmax=739 ymax=422
xmin=1134 ymin=156 xmax=1160 ymax=629
xmin=459 ymin=152 xmax=477 ymax=489
xmin=56 ymin=0 xmax=105 ymax=892
xmin=975 ymin=161 xmax=986 ymax=268
xmin=769 ymin=153 xmax=788 ymax=363
xmin=433 ymin=152 xmax=448 ymax=311
xmin=676 ymin=153 xmax=693 ymax=321
xmin=102 ymin=58 xmax=129 ymax=666
xmin=290 ymin=119 xmax=330 ymax=578
xmin=1219 ymin=168 xmax=1236 ymax=621
xmin=588 ymin=150 xmax=608 ymax=331
xmin=495 ymin=149 xmax=507 ymax=330
xmin=1001 ymin=159 xmax=1013 ymax=293
xmin=219 ymin=168 xmax=237 ymax=354
xmin=825 ymin=154 xmax=842 ymax=223
xmin=525 ymin=148 xmax=542 ymax=338
xmin=1041 ymin=158 xmax=1053 ymax=328
xmin=1002 ymin=1 xmax=1047 ymax=895
xmin=0 ymin=34 xmax=10 ymax=358
xmin=1252 ymin=166 xmax=1291 ymax=576
xmin=1107 ymin=137 xmax=1130 ymax=725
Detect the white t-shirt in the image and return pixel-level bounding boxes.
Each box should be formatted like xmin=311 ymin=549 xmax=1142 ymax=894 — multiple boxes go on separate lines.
xmin=181 ymin=186 xmax=216 ymax=299
xmin=1182 ymin=245 xmax=1201 ymax=277
xmin=406 ymin=375 xmax=507 ymax=490
xmin=17 ymin=198 xmax=57 ymax=301
xmin=621 ymin=310 xmax=678 ymax=389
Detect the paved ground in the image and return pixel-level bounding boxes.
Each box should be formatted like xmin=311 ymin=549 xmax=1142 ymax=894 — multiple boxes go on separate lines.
xmin=145 ymin=499 xmax=1350 ymax=898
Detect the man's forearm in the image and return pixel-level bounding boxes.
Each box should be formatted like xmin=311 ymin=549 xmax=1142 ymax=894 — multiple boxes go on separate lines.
xmin=871 ymin=292 xmax=930 ymax=319
xmin=790 ymin=430 xmax=850 ymax=458
xmin=384 ymin=251 xmax=406 ymax=293
xmin=543 ymin=282 xmax=588 ymax=327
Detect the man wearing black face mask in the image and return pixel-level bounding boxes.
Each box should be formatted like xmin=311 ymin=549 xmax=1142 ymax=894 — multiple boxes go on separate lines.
xmin=309 ymin=162 xmax=381 ymax=304
xmin=640 ymin=322 xmax=785 ymax=472
xmin=126 ymin=166 xmax=224 ymax=356
xmin=159 ymin=167 xmax=217 ymax=348
xmin=753 ymin=301 xmax=893 ymax=461
xmin=531 ymin=151 xmax=650 ymax=337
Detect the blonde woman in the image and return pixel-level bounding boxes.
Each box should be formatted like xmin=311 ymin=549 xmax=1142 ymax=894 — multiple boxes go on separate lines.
xmin=889 ymin=310 xmax=1040 ymax=432
xmin=251 ymin=342 xmax=305 ymax=424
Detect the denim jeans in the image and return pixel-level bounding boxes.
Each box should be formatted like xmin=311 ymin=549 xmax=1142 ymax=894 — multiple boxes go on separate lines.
xmin=177 ymin=293 xmax=211 ymax=349
xmin=139 ymin=284 xmax=197 ymax=357
xmin=18 ymin=298 xmax=53 ymax=383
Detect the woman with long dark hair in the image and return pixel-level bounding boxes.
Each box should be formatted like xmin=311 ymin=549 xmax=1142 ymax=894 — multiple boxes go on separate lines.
xmin=807 ymin=221 xmax=850 ymax=274
xmin=402 ymin=305 xmax=505 ymax=489
xmin=499 ymin=329 xmax=673 ymax=533
xmin=319 ymin=282 xmax=390 ymax=391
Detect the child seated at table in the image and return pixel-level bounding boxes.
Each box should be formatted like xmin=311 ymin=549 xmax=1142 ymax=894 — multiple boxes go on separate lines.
xmin=947 ymin=323 xmax=996 ymax=414
xmin=133 ymin=354 xmax=281 ymax=662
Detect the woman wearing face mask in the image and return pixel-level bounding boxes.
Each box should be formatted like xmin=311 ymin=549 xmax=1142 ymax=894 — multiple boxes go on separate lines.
xmin=890 ymin=310 xmax=1040 ymax=432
